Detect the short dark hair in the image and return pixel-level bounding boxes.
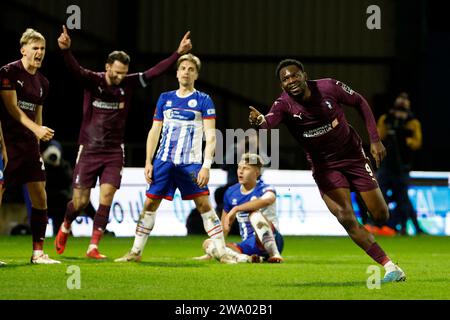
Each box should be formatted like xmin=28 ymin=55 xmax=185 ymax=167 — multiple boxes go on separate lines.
xmin=107 ymin=51 xmax=130 ymax=65
xmin=275 ymin=59 xmax=305 ymax=79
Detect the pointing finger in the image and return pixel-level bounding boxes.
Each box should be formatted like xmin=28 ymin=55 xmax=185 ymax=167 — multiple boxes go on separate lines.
xmin=183 ymin=31 xmax=191 ymax=40
xmin=249 ymin=106 xmax=260 ymax=114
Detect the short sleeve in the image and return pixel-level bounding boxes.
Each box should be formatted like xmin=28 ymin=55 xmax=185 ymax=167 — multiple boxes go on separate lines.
xmin=153 ymin=94 xmax=165 ymax=121
xmin=201 ymin=95 xmax=216 ymax=119
xmin=0 ymin=66 xmax=15 ymax=91
xmin=262 ymin=184 xmax=276 ymax=196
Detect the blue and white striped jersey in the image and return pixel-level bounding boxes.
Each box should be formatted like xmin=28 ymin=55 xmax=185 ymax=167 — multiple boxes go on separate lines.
xmin=153 ymin=90 xmax=216 ymax=164
xmin=223 ymin=180 xmax=278 ymax=241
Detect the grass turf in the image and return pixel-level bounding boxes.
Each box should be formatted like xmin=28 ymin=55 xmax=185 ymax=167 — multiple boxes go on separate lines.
xmin=0 ymin=235 xmax=449 ymax=300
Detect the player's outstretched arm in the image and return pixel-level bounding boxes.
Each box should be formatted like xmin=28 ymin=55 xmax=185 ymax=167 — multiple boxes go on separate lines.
xmin=144 ymin=121 xmax=163 ymax=184
xmin=0 ymin=90 xmax=54 ymax=141
xmin=141 ymin=31 xmax=192 ymax=83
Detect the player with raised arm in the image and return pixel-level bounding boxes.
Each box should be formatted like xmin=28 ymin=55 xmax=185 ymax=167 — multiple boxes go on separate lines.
xmin=0 ymin=28 xmax=59 ymax=264
xmin=115 ymin=54 xmax=233 ymax=264
xmin=54 ymin=26 xmax=192 ymax=259
xmin=196 ymin=153 xmax=284 ymax=263
xmin=248 ymin=59 xmax=405 ymax=283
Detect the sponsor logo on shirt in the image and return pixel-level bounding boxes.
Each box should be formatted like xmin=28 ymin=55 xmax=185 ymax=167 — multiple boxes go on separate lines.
xmin=302 ymin=118 xmax=339 ymax=138
xmin=92 ymin=100 xmax=121 ymax=110
xmin=336 ymin=81 xmax=354 ymax=95
xmin=166 ymin=109 xmax=196 ymax=121
xmin=17 ymin=100 xmax=37 ymax=112
xmin=188 ymin=99 xmax=198 ymax=108
xmin=1 ymin=78 xmax=12 ymax=89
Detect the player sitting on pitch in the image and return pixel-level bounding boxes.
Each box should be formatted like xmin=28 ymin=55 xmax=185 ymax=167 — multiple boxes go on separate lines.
xmin=195 ymin=153 xmax=284 ymax=263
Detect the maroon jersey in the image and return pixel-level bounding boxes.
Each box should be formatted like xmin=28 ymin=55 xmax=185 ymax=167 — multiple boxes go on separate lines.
xmin=0 ymin=60 xmax=49 ymax=149
xmin=261 ymin=79 xmax=380 ymax=169
xmin=62 ymin=50 xmax=180 ymax=151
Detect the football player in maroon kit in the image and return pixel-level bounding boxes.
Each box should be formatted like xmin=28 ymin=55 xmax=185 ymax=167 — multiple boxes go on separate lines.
xmin=54 ymin=26 xmax=192 ymax=259
xmin=0 ymin=28 xmax=59 ymax=264
xmin=249 ymin=59 xmax=406 ymax=283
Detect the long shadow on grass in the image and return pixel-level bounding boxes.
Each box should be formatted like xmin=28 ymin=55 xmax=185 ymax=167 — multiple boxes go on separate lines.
xmin=281 ymin=281 xmax=366 ymax=288
xmin=136 ymin=261 xmax=207 ymax=268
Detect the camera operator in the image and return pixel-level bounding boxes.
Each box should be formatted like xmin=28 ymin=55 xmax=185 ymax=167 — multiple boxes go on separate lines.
xmin=42 ymin=140 xmax=74 ymax=234
xmin=376 ymin=92 xmax=425 ymax=235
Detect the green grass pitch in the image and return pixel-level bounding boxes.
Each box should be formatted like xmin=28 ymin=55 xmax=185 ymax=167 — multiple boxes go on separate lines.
xmin=0 ymin=235 xmax=449 ymax=300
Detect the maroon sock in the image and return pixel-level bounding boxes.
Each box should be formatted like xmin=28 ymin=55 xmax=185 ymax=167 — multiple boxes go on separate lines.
xmin=63 ymin=201 xmax=79 ymax=229
xmin=31 ymin=208 xmax=48 ymax=250
xmin=90 ymin=204 xmax=111 ymax=245
xmin=365 ymin=242 xmax=390 ymax=265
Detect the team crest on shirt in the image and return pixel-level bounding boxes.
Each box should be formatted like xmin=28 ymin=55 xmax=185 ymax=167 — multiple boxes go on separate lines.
xmin=119 ymin=88 xmax=125 ymax=96
xmin=166 ymin=100 xmax=173 ymax=107
xmin=188 ymin=99 xmax=198 ymax=108
xmin=232 ymin=199 xmax=238 ymax=205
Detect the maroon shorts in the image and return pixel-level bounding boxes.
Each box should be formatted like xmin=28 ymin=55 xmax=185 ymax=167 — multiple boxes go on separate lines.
xmin=312 ymin=152 xmax=378 ymax=196
xmin=3 ymin=142 xmax=46 ymax=187
xmin=72 ymin=145 xmax=124 ymax=189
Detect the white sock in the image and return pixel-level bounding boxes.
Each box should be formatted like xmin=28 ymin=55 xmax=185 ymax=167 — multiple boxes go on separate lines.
xmin=225 ymin=247 xmax=250 ymax=263
xmin=61 ymin=223 xmax=71 ymax=233
xmin=201 ymin=209 xmax=226 ymax=257
xmin=32 ymin=250 xmax=44 ymax=257
xmin=131 ymin=211 xmax=156 ymax=255
xmin=87 ymin=244 xmax=98 ymax=252
xmin=383 ymin=261 xmax=397 ymax=273
xmin=249 ymin=211 xmax=280 ymax=257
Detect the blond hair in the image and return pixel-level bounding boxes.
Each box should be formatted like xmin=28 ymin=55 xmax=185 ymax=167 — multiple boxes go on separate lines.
xmin=177 ymin=53 xmax=201 ymax=72
xmin=20 ymin=28 xmax=45 ymax=47
xmin=240 ymin=153 xmax=264 ymax=169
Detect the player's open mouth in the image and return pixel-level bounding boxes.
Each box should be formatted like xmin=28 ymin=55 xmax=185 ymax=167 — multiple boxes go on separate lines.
xmin=34 ymin=57 xmax=42 ymax=62
xmin=289 ymin=84 xmax=301 ymax=94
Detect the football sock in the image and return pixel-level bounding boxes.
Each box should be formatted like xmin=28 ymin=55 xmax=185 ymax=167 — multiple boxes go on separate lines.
xmin=131 ymin=211 xmax=156 ymax=255
xmin=201 ymin=209 xmax=226 ymax=257
xmin=365 ymin=242 xmax=390 ymax=266
xmin=89 ymin=204 xmax=110 ymax=246
xmin=224 ymin=247 xmax=250 ymax=263
xmin=63 ymin=201 xmax=79 ymax=229
xmin=32 ymin=250 xmax=44 ymax=257
xmin=31 ymin=208 xmax=48 ymax=251
xmin=249 ymin=211 xmax=280 ymax=257
xmin=383 ymin=260 xmax=397 ymax=273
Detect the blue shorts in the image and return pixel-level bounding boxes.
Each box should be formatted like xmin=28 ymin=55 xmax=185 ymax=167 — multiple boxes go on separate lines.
xmin=232 ymin=229 xmax=284 ymax=258
xmin=146 ymin=159 xmax=209 ymax=201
